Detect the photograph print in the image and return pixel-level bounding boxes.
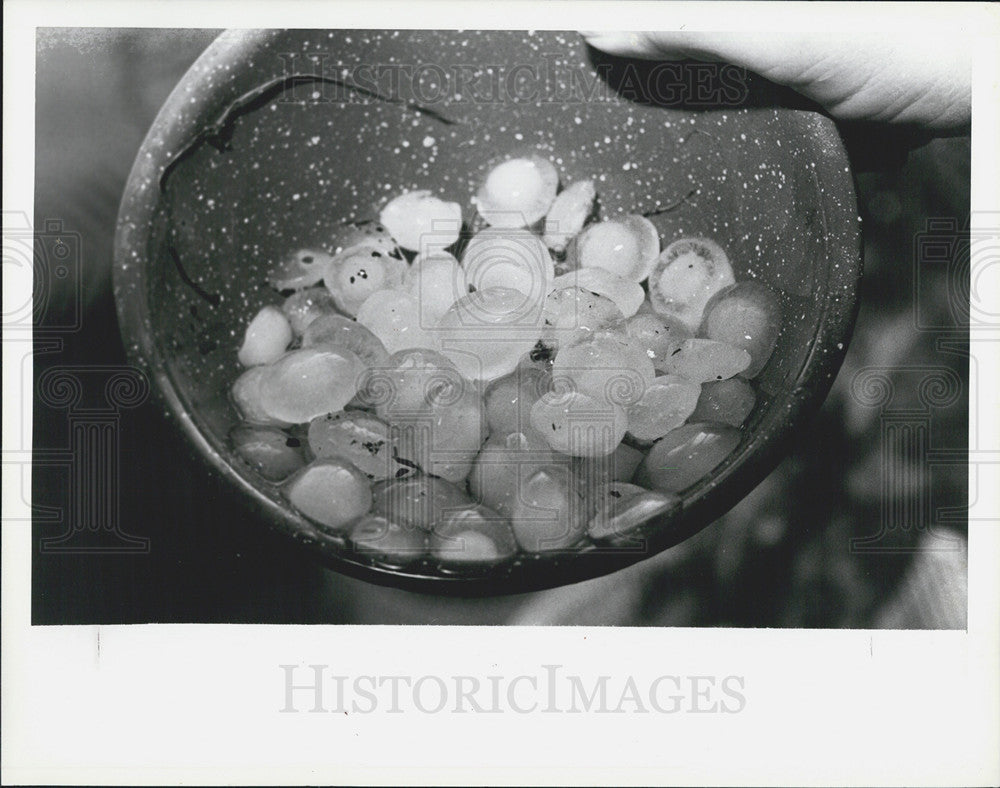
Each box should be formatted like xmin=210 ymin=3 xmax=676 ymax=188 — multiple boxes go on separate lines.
xmin=27 ymin=28 xmax=971 ymax=627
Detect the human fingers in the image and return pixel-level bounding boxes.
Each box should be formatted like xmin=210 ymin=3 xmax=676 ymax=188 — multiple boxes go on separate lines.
xmin=581 ymin=31 xmax=971 ymax=132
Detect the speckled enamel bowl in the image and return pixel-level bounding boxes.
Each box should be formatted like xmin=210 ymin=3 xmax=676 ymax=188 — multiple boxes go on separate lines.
xmin=113 ymin=30 xmax=861 ymax=594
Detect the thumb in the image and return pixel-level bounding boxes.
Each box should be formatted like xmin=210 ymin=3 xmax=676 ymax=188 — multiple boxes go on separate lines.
xmin=581 ymin=32 xmax=971 ymax=133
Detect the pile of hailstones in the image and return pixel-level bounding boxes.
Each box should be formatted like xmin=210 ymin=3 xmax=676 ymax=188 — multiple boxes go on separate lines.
xmin=229 ymin=155 xmax=781 ymax=569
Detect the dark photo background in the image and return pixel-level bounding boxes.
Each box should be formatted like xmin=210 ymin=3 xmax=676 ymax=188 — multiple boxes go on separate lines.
xmin=30 ymin=29 xmax=969 ymax=626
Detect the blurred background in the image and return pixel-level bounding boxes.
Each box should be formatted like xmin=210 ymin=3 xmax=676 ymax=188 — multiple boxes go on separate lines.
xmin=29 ymin=29 xmax=968 ymax=627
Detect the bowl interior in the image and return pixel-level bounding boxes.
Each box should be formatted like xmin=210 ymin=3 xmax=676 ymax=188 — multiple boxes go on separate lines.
xmin=114 ymin=29 xmax=860 ymax=594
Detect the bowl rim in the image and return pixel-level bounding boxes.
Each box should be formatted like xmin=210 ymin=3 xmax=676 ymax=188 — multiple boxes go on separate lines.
xmin=113 ymin=29 xmax=862 ymax=596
